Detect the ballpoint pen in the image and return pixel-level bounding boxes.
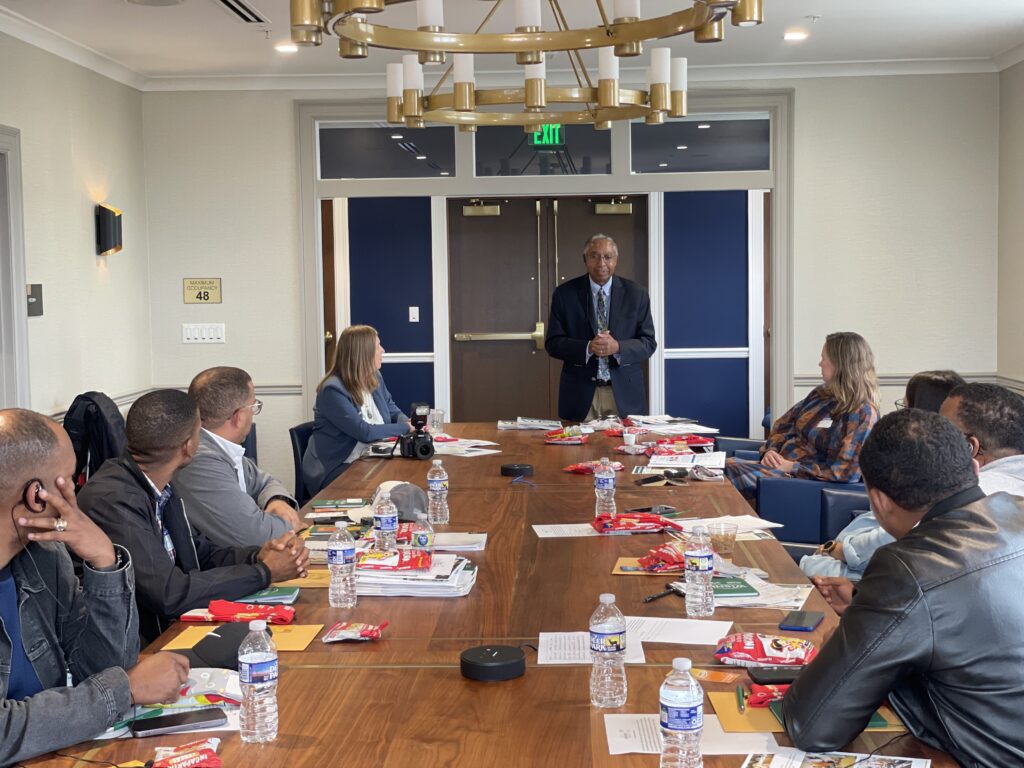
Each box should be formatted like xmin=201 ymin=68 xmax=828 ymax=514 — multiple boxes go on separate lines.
xmin=736 ymin=684 xmax=747 ymax=713
xmin=642 ymin=583 xmax=680 ymax=603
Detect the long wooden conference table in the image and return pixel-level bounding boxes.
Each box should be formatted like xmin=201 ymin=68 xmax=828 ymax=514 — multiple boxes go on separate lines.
xmin=32 ymin=424 xmax=956 ymax=767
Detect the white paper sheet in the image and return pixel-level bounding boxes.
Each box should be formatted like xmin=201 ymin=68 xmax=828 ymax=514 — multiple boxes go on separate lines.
xmin=674 ymin=515 xmax=784 ymax=533
xmin=604 ymin=714 xmax=782 ymax=756
xmin=624 ymin=616 xmax=733 ymax=646
xmin=537 ymin=631 xmax=646 ymax=665
xmin=648 ymin=452 xmax=727 ymax=469
xmin=749 ymin=752 xmax=931 ymax=768
xmin=532 ymin=523 xmax=599 ymax=538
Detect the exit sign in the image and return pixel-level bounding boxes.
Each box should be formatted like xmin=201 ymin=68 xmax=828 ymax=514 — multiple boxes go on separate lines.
xmin=529 ymin=124 xmax=564 ymax=148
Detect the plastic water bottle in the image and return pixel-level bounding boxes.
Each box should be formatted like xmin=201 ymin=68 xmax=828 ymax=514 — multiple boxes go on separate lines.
xmin=594 ymin=457 xmax=617 ymax=519
xmin=411 ymin=513 xmax=434 ymax=552
xmin=684 ymin=526 xmax=714 ymax=618
xmin=373 ymin=490 xmax=399 ymax=554
xmin=427 ymin=459 xmax=450 ymax=525
xmin=239 ymin=619 xmax=278 ymax=743
xmin=589 ymin=593 xmax=627 ymax=708
xmin=659 ymin=658 xmax=704 ymax=768
xmin=327 ymin=521 xmax=357 ymax=608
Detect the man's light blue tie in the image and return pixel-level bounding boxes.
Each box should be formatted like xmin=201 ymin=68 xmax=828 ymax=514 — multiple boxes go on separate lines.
xmin=597 ymin=288 xmax=610 ymax=381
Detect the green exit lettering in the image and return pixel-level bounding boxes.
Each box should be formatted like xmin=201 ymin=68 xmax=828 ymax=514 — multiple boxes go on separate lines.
xmin=531 ymin=124 xmax=564 ymax=147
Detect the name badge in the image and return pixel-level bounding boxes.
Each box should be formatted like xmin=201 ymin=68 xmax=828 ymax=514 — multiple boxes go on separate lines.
xmin=816 ymin=418 xmax=834 ymax=429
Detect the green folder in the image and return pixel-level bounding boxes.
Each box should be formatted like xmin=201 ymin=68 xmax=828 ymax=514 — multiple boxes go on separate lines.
xmin=769 ymin=699 xmax=888 ymax=729
xmin=238 ymin=586 xmax=300 ymax=605
xmin=711 ymin=575 xmax=760 ymax=598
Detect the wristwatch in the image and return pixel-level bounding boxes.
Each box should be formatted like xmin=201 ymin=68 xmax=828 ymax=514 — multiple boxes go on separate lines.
xmin=820 ymin=540 xmax=838 ymax=555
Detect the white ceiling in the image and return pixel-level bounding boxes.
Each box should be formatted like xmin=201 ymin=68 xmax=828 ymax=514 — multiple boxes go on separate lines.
xmin=1 ymin=0 xmax=1023 ymax=87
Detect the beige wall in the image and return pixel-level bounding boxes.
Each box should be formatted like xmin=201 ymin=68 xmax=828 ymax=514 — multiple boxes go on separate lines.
xmin=142 ymin=91 xmax=308 ymax=484
xmin=786 ymin=73 xmax=999 ymax=385
xmin=0 ymin=32 xmax=151 ymax=413
xmin=999 ymin=60 xmax=1024 ymax=385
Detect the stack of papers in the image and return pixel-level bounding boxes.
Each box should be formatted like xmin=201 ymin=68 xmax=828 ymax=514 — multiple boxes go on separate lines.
xmin=627 ymin=415 xmax=720 ymax=436
xmin=605 ymin=714 xmax=783 ymax=756
xmin=497 ymin=417 xmax=562 ymax=430
xmin=743 ymin=753 xmax=930 ymax=767
xmin=433 ymin=437 xmax=502 ymax=457
xmin=537 ymin=632 xmax=647 ymax=664
xmin=709 ymin=573 xmax=813 ymax=610
xmin=674 ymin=515 xmax=784 ymax=533
xmin=434 ymin=532 xmax=487 ymax=551
xmin=356 ymin=553 xmax=477 ymax=597
xmin=647 ymin=451 xmax=727 ymax=469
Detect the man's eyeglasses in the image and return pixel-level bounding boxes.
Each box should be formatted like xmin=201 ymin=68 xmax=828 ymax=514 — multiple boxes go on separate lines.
xmin=585 ymin=253 xmax=616 ymax=262
xmin=895 ymin=398 xmax=908 ymax=410
xmin=239 ymin=399 xmax=263 ymax=416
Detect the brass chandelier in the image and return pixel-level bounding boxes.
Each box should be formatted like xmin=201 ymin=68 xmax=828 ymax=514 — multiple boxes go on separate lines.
xmin=290 ymin=0 xmax=764 ymax=132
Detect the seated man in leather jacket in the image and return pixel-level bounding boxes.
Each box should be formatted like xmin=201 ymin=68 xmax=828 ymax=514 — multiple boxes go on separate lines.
xmin=783 ymin=408 xmax=1024 ymax=767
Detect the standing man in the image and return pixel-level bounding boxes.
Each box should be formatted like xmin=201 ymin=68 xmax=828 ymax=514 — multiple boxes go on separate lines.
xmin=545 ymin=234 xmax=657 ymax=421
xmin=174 ymin=366 xmax=302 ymax=548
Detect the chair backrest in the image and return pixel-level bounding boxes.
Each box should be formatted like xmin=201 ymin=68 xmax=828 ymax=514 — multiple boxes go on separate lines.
xmin=289 ymin=421 xmax=316 ymax=506
xmin=241 ymin=423 xmax=258 ymax=464
xmin=821 ymin=488 xmax=870 ymax=541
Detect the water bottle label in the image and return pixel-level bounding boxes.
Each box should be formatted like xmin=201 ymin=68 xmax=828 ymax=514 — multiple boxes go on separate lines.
xmin=685 ymin=553 xmax=714 ymax=573
xmin=428 ymin=478 xmax=448 ymax=492
xmin=589 ymin=629 xmax=626 ymax=653
xmin=374 ymin=513 xmax=398 ymax=532
xmin=239 ymin=658 xmax=278 ymax=685
xmin=660 ymin=703 xmax=703 ymax=732
xmin=327 ymin=544 xmax=355 ymax=565
xmin=594 ymin=476 xmax=615 ymax=491
xmin=411 ymin=531 xmax=434 ymax=548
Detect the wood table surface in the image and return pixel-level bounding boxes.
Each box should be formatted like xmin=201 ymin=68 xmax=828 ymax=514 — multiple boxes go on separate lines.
xmin=28 ymin=424 xmax=956 ymax=767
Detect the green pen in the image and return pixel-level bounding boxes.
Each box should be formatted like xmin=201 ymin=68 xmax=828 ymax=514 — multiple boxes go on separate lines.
xmin=735 ymin=684 xmax=746 ymax=714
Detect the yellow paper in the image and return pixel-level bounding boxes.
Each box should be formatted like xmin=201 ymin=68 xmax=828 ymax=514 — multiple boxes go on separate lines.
xmin=708 ymin=692 xmax=906 ymax=734
xmin=612 ymin=557 xmax=682 ymax=576
xmin=161 ymin=623 xmax=324 ymax=652
xmin=275 ymin=568 xmax=331 ymax=588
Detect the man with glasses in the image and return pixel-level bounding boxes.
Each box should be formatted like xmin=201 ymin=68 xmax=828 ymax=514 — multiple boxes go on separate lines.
xmin=174 ymin=367 xmax=302 ymax=548
xmin=939 ymin=382 xmax=1024 ymax=495
xmin=545 ymin=234 xmax=657 ymax=421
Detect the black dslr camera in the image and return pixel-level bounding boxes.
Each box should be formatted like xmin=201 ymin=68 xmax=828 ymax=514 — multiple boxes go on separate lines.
xmin=398 ymin=402 xmax=435 ymax=460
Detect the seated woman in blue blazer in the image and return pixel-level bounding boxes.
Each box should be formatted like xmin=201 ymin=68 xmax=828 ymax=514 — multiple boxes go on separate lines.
xmin=301 ymin=325 xmax=411 ymax=494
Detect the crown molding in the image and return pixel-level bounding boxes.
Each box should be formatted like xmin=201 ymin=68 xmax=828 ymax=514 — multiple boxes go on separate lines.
xmin=994 ymin=41 xmax=1024 ymax=72
xmin=0 ymin=7 xmax=146 ymax=90
xmin=793 ymin=372 xmax=998 ymax=389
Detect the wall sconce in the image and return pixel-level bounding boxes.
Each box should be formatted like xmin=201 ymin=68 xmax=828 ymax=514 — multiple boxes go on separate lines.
xmin=95 ymin=203 xmax=122 ymax=256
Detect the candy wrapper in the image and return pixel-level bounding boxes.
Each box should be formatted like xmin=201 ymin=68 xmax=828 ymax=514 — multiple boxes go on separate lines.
xmin=591 ymin=512 xmax=685 ymax=535
xmin=322 ymin=620 xmax=390 ymax=643
xmin=562 ymin=460 xmax=626 ymax=474
xmin=637 ymin=540 xmax=688 ymax=572
xmin=603 ymin=426 xmax=650 ymax=438
xmin=357 ymin=548 xmax=431 ymax=571
xmin=179 ymin=601 xmax=295 ymax=625
xmin=714 ymin=632 xmax=818 ymax=668
xmin=747 ymin=683 xmax=790 ymax=707
xmin=153 ymin=738 xmax=221 ymax=768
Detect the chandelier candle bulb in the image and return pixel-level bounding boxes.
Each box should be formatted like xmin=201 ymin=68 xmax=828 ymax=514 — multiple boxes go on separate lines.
xmin=402 ymin=55 xmax=424 ymax=90
xmin=613 ymin=0 xmax=642 ymax=55
xmin=515 ymin=0 xmax=542 ymax=29
xmin=402 ymin=54 xmax=425 ymax=124
xmin=670 ymin=57 xmax=688 ymax=117
xmin=524 ymin=58 xmax=546 ymax=109
xmin=651 ymin=47 xmax=671 ymax=84
xmin=416 ymin=0 xmax=443 ymax=28
xmin=453 ymin=54 xmax=475 ymax=111
xmin=598 ymin=47 xmax=620 ymax=108
xmin=386 ymin=62 xmax=404 ymax=123
xmin=453 ymin=53 xmax=475 ymax=84
xmin=290 ymin=0 xmax=322 ymax=31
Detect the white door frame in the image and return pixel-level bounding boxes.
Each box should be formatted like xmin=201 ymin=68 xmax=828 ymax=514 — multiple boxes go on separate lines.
xmin=0 ymin=125 xmax=30 ymax=408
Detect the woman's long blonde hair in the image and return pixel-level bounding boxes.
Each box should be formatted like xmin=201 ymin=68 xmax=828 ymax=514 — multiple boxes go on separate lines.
xmin=822 ymin=332 xmax=880 ymax=415
xmin=319 ymin=325 xmax=379 ymax=406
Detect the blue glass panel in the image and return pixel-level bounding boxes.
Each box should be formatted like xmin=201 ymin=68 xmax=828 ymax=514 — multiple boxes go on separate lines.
xmin=663 ymin=191 xmax=748 ymax=349
xmin=380 ymin=362 xmax=435 ymax=416
xmin=348 ymin=197 xmax=433 ymax=353
xmin=665 ymin=358 xmax=748 ymax=437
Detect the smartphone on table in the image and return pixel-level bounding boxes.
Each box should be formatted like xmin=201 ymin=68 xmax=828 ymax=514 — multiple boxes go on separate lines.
xmin=778 ymin=610 xmax=825 ymax=632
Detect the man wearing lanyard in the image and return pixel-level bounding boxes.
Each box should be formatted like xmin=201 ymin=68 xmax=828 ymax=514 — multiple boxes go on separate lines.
xmin=545 ymin=234 xmax=657 ymax=422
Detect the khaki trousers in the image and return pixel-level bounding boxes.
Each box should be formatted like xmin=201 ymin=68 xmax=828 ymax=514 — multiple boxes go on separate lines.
xmin=586 ymin=385 xmax=618 ymax=421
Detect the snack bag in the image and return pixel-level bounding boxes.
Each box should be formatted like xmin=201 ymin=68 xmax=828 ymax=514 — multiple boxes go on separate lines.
xmin=747 ymin=683 xmax=790 ymax=707
xmin=545 ymin=425 xmax=589 ymax=445
xmin=322 ymin=620 xmax=390 ymax=643
xmin=179 ymin=601 xmax=295 ymax=625
xmin=714 ymin=632 xmax=818 ymax=667
xmin=562 ymin=459 xmax=626 ymax=474
xmin=357 ymin=548 xmax=432 ymax=571
xmin=637 ymin=540 xmax=687 ymax=572
xmin=152 ymin=738 xmax=221 ymax=768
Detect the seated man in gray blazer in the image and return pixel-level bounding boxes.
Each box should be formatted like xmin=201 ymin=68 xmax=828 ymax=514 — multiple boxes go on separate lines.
xmin=174 ymin=367 xmax=302 ymax=547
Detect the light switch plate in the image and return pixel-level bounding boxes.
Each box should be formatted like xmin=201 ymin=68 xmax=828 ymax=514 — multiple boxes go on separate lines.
xmin=182 ymin=323 xmax=226 ymax=343
xmin=409 ymin=306 xmax=420 ymax=323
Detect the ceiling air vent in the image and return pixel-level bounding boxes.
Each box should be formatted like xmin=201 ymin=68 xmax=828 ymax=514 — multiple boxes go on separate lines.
xmin=212 ymin=0 xmax=269 ymax=24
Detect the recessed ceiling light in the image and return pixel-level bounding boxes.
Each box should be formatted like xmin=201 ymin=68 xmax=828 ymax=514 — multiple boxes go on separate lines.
xmin=126 ymin=0 xmax=185 ymax=5
xmin=440 ymin=171 xmax=450 ymax=176
xmin=391 ymin=134 xmax=404 ymax=139
xmin=676 ymin=145 xmax=688 ymax=150
xmin=275 ymin=43 xmax=298 ymax=53
xmin=658 ymin=162 xmax=669 ymax=168
xmin=784 ymin=30 xmax=808 ymax=41
xmin=697 ymin=123 xmax=710 ymax=129
xmin=416 ymin=155 xmax=427 ymax=160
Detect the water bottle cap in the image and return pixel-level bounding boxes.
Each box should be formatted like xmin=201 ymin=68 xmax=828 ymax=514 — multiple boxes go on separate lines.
xmin=600 ymin=456 xmax=610 ymax=464
xmin=433 ymin=459 xmax=442 ymax=466
xmin=692 ymin=525 xmax=707 ymax=534
xmin=673 ymin=657 xmax=692 ymax=671
xmin=335 ymin=521 xmax=347 ymax=529
xmin=599 ymin=593 xmax=615 ymax=604
xmin=379 ymin=490 xmax=390 ymax=499
xmin=250 ymin=619 xmax=267 ymax=631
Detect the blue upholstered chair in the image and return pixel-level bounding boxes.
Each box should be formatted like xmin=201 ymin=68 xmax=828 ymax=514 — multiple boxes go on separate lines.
xmin=289 ymin=421 xmax=316 ymax=507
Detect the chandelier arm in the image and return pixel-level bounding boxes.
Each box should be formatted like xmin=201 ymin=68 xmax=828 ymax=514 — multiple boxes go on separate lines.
xmin=594 ymin=0 xmax=613 ymax=37
xmin=429 ymin=0 xmax=505 ymax=98
xmin=550 ymin=0 xmax=595 ymax=90
xmin=334 ymin=6 xmax=714 ymax=55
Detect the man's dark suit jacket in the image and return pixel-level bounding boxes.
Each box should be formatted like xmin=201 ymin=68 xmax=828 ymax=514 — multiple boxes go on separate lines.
xmin=545 ymin=274 xmax=657 ymax=421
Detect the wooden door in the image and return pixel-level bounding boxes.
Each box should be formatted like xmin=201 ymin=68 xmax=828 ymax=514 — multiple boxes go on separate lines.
xmin=449 ymin=195 xmax=650 ymax=422
xmin=320 ymin=199 xmax=337 ymax=368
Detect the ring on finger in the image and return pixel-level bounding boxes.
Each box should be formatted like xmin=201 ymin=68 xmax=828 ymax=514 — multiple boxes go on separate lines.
xmin=54 ymin=518 xmax=68 ymax=533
